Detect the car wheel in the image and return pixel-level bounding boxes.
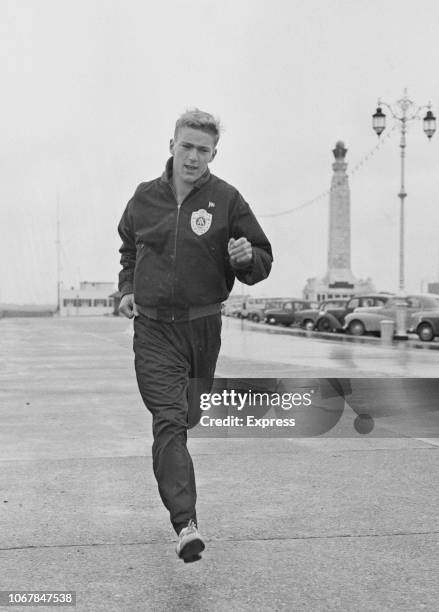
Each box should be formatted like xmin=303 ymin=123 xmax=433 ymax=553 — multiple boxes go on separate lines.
xmin=417 ymin=322 xmax=434 ymax=342
xmin=348 ymin=320 xmax=365 ymax=336
xmin=303 ymin=319 xmax=314 ymax=331
xmin=251 ymin=314 xmax=260 ymax=323
xmin=316 ymin=317 xmax=332 ymax=332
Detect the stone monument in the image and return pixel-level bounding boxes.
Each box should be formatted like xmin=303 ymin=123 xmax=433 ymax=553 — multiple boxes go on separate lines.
xmin=303 ymin=141 xmax=374 ymax=302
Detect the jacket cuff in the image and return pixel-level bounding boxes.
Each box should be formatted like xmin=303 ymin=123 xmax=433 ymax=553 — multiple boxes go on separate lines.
xmin=229 ymin=249 xmax=254 ymax=271
xmin=119 ymin=283 xmax=134 ymax=298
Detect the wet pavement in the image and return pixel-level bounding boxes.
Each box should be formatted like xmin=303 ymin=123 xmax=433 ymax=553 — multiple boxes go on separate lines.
xmin=218 ymin=317 xmax=439 ymax=377
xmin=0 ymin=316 xmax=438 ymax=611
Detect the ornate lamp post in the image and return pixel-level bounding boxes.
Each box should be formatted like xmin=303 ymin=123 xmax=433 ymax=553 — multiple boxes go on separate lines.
xmin=372 ymin=89 xmax=436 ymax=338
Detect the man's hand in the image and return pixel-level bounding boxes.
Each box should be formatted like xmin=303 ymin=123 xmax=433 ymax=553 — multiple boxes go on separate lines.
xmin=228 ymin=237 xmax=253 ymax=267
xmin=119 ymin=293 xmax=139 ymax=319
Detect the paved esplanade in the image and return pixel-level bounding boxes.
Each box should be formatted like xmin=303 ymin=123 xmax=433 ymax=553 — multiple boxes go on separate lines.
xmin=0 ymin=317 xmax=438 ymax=611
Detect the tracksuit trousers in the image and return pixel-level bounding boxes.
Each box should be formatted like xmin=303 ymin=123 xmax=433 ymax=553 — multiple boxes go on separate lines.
xmin=133 ymin=312 xmax=222 ymax=534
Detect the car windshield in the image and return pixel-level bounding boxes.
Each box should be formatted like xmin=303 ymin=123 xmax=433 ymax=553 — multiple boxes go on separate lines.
xmin=322 ymin=301 xmax=346 ymax=310
xmin=321 ymin=303 xmax=335 ymax=312
xmin=267 ymin=300 xmax=288 ymax=308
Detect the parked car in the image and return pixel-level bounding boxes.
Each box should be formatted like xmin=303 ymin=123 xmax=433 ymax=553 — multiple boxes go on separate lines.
xmin=295 ymin=299 xmax=350 ymax=330
xmin=409 ymin=309 xmax=439 ymax=342
xmin=233 ymin=297 xmax=262 ymax=319
xmin=222 ymin=297 xmax=248 ymax=317
xmin=244 ymin=297 xmax=292 ymax=323
xmin=343 ymin=294 xmax=439 ymax=336
xmin=314 ymin=293 xmax=393 ymax=332
xmin=264 ymin=299 xmax=315 ymax=326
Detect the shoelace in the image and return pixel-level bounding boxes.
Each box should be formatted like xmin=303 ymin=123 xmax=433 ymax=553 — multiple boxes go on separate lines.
xmin=185 ymin=519 xmax=197 ymax=533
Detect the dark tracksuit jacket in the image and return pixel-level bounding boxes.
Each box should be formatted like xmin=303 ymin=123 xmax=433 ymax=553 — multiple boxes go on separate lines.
xmin=117 ymin=158 xmax=273 ymax=532
xmin=117 ymin=158 xmax=273 ymax=317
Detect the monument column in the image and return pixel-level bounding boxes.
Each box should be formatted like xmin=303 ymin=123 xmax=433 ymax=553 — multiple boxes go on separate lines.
xmin=303 ymin=140 xmax=374 ymax=302
xmin=327 ymin=141 xmax=355 ymax=289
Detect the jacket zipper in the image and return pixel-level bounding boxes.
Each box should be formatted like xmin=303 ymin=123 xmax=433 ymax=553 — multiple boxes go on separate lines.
xmin=168 ymin=184 xmax=195 ymax=321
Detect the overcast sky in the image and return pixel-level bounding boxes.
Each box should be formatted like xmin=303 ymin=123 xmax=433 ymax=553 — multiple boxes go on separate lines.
xmin=2 ymin=0 xmax=439 ymax=304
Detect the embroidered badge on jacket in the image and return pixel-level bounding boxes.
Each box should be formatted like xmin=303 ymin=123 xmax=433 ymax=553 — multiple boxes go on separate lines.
xmin=191 ymin=209 xmax=212 ymax=236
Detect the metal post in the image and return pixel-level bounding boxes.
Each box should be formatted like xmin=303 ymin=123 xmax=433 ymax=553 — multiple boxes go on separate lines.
xmin=395 ymin=95 xmax=408 ymax=339
xmin=56 ymin=195 xmax=61 ymax=315
xmin=374 ymin=89 xmax=435 ymax=340
xmin=399 ymin=121 xmax=406 ymax=292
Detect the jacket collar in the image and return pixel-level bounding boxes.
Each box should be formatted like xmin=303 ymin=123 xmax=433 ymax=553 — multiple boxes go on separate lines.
xmin=160 ymin=157 xmax=211 ymax=189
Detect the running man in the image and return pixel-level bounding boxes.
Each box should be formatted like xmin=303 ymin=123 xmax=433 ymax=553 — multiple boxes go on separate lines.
xmin=117 ymin=108 xmax=272 ymax=562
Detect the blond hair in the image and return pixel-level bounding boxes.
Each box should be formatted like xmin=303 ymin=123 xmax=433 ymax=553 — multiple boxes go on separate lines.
xmin=174 ymin=108 xmax=222 ymax=145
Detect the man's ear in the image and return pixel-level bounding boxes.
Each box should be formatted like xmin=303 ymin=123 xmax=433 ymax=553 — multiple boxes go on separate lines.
xmin=169 ymin=138 xmax=175 ymax=155
xmin=210 ymin=148 xmax=217 ymax=162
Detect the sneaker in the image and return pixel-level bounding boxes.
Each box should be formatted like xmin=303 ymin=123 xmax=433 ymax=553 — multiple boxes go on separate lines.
xmin=176 ymin=520 xmax=205 ymax=562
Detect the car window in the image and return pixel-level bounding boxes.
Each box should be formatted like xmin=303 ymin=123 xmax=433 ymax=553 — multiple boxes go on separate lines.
xmin=387 ymin=298 xmax=409 ymax=308
xmin=284 ymin=302 xmax=293 ymax=310
xmin=418 ymin=297 xmax=439 ymax=309
xmin=360 ymin=297 xmax=375 ymax=307
xmin=407 ymin=297 xmax=421 ymax=309
xmin=375 ymin=298 xmax=388 ymax=307
xmin=348 ymin=298 xmax=359 ymax=309
xmin=294 ymin=302 xmax=305 ymax=311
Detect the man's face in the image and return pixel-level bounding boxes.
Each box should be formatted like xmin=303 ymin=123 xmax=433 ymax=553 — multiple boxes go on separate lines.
xmin=170 ymin=127 xmax=217 ymax=185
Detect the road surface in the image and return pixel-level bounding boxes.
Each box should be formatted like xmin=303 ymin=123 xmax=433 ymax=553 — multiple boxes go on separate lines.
xmin=0 ymin=316 xmax=438 ymax=611
xmin=218 ymin=316 xmax=439 ymax=377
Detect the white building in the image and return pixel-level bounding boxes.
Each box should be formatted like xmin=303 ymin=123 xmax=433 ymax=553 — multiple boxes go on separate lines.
xmin=60 ymin=282 xmax=116 ymax=316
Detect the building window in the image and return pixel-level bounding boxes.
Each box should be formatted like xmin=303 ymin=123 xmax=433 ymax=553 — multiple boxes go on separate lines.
xmin=94 ymin=299 xmax=108 ymax=307
xmin=79 ymin=299 xmax=92 ymax=307
xmin=63 ymin=299 xmax=75 ymax=307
